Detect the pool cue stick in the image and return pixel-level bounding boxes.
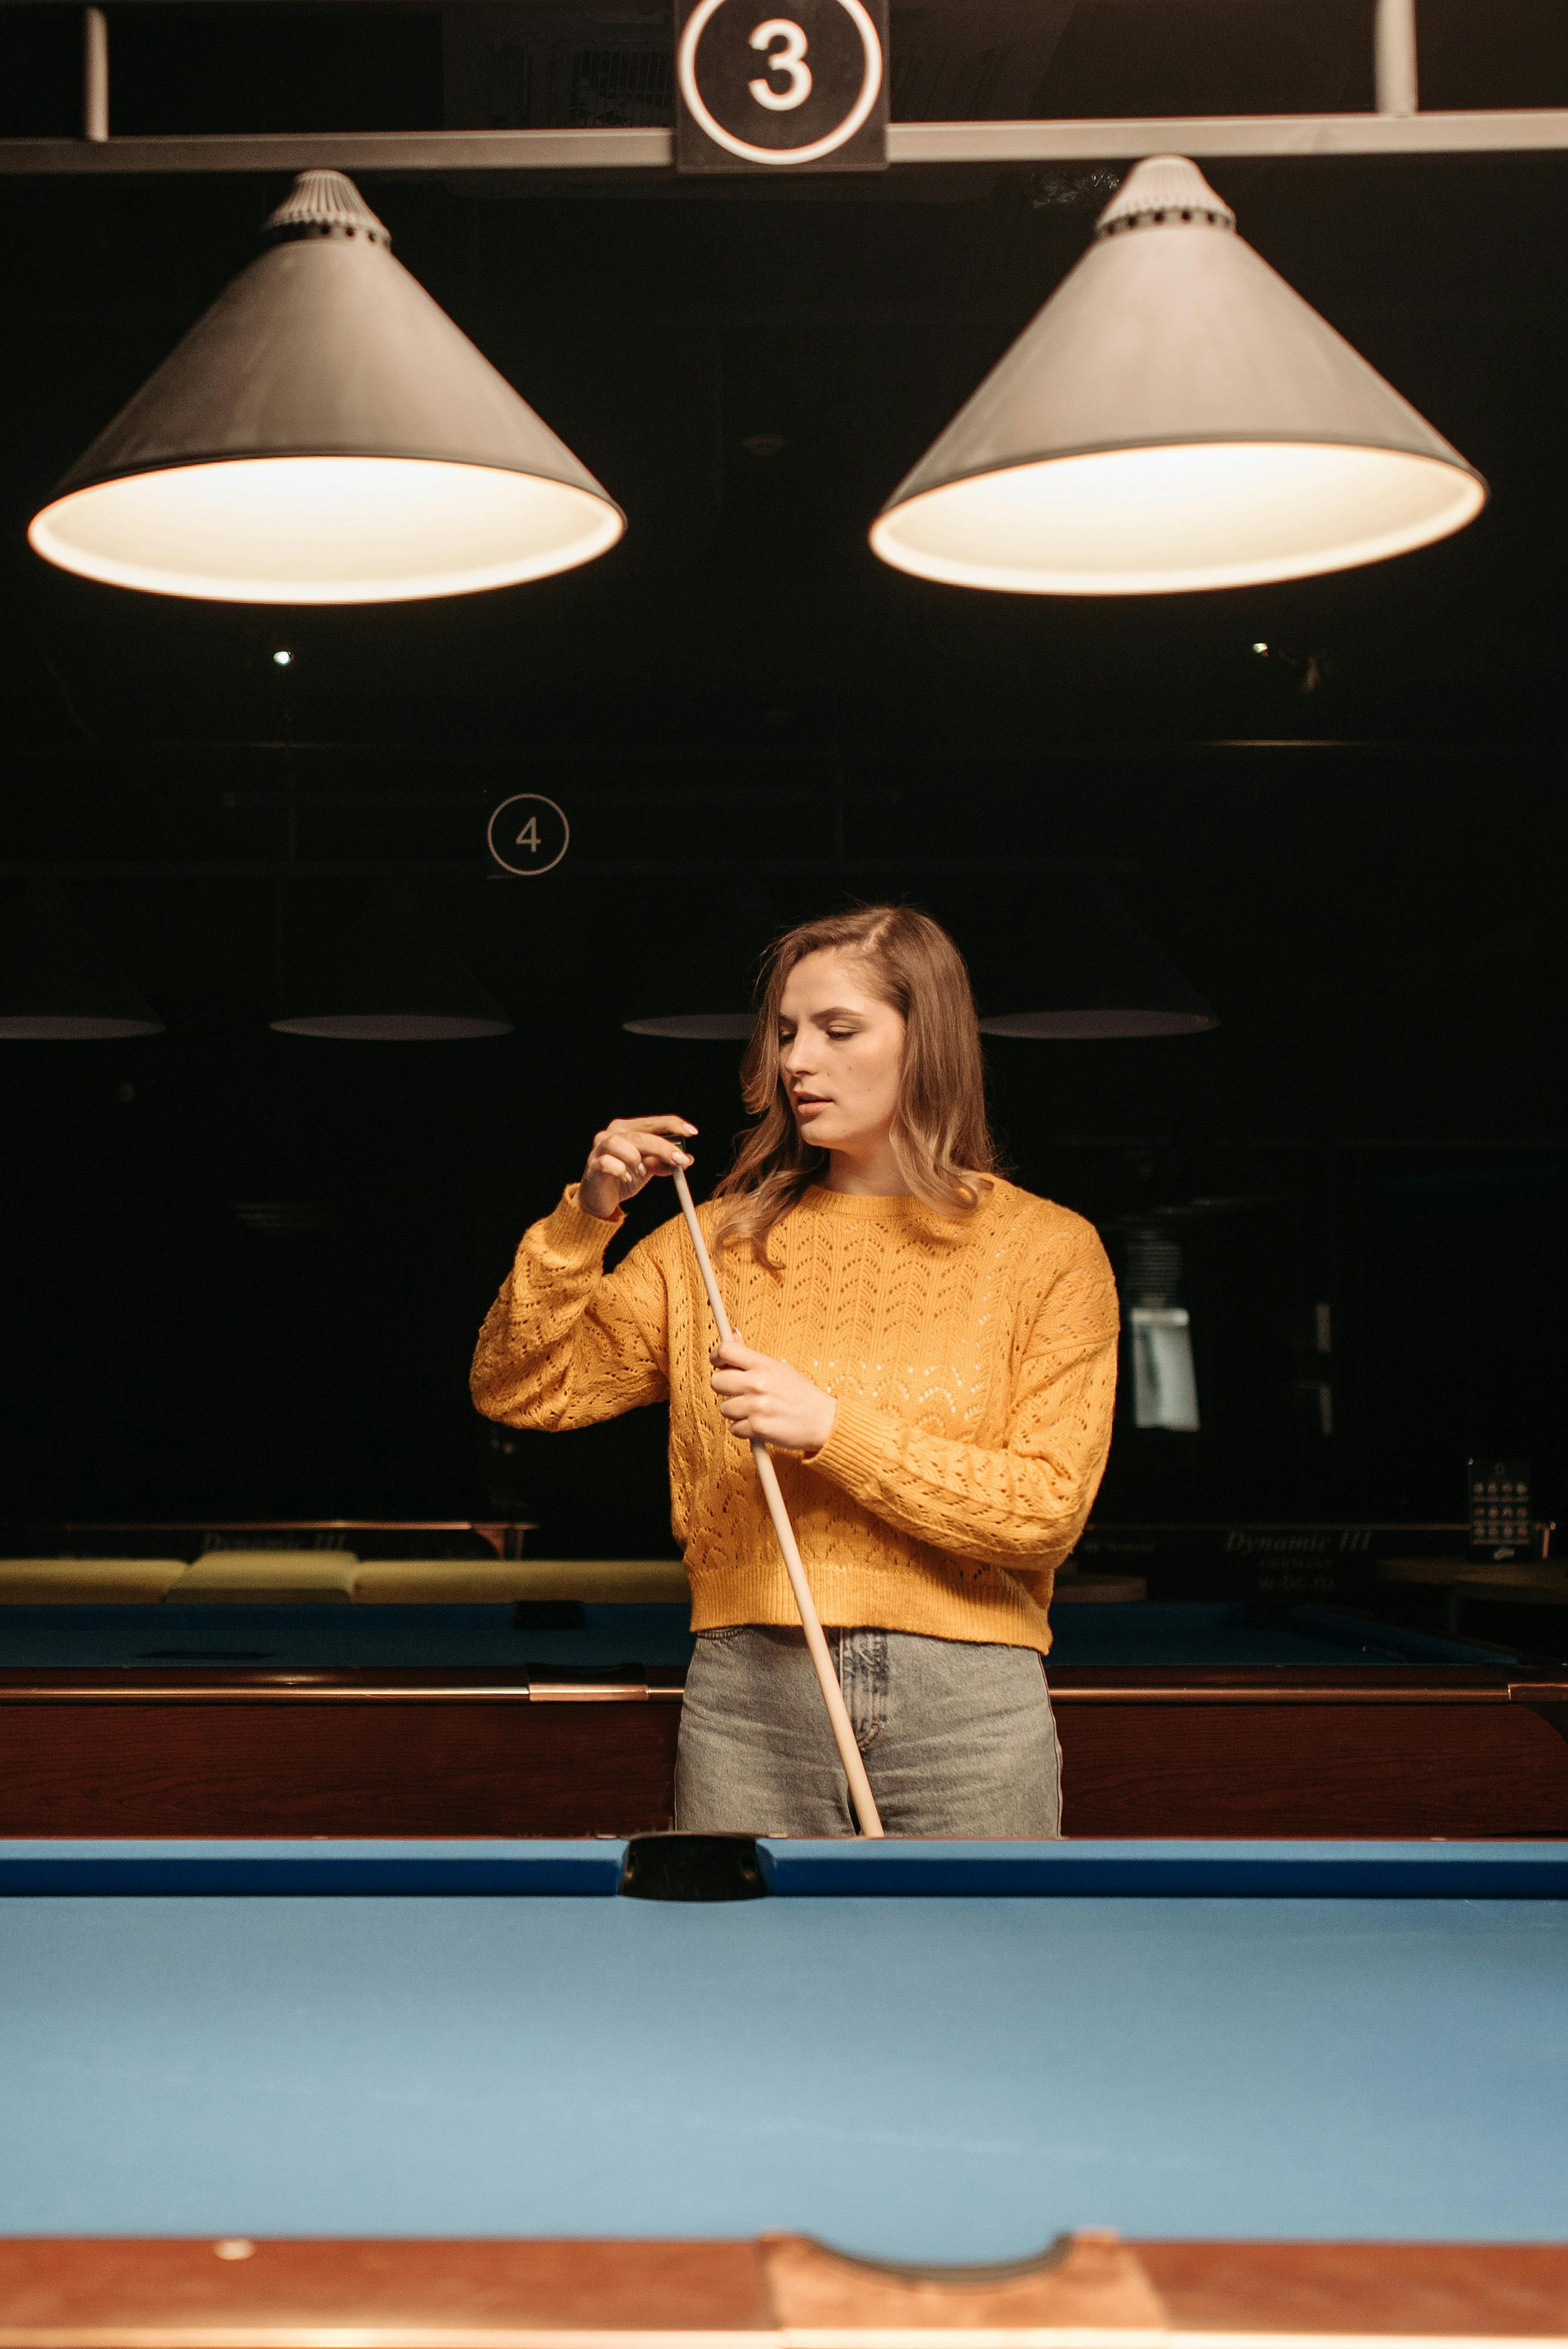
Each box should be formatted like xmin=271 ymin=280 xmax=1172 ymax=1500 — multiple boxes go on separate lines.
xmin=671 ymin=1165 xmax=885 ymax=1840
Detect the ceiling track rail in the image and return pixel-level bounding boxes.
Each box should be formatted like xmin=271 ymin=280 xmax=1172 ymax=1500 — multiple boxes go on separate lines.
xmin=4 ymin=0 xmax=1564 ymax=175
xmin=5 ymin=113 xmax=1568 ymax=174
xmin=0 ymin=857 xmax=1133 ymax=881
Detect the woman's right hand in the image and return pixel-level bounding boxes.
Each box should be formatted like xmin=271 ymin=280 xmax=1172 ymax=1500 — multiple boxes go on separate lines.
xmin=578 ymin=1115 xmax=699 ymax=1221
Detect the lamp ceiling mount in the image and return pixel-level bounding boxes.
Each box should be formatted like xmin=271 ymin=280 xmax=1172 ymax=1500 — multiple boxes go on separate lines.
xmin=264 ymin=169 xmax=391 ymax=247
xmin=1095 ymin=156 xmax=1236 ymax=236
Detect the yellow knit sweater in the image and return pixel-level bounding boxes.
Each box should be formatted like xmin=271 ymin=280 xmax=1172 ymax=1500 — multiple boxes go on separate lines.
xmin=470 ymin=1176 xmax=1119 ymax=1654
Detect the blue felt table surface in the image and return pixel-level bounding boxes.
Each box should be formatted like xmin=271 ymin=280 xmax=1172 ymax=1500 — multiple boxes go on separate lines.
xmin=1 ymin=1860 xmax=1564 ymax=2252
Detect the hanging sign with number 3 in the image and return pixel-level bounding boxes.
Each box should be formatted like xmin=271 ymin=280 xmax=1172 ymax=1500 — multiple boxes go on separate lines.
xmin=674 ymin=0 xmax=889 ymax=173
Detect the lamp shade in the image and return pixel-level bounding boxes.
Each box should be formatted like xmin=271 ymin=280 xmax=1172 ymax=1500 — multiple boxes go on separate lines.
xmin=870 ymin=156 xmax=1486 ymax=595
xmin=0 ymin=886 xmax=164 ymax=1040
xmin=271 ymin=883 xmax=513 ymax=1041
xmin=29 ymin=173 xmax=624 ymax=605
xmin=624 ymin=1007 xmax=757 ymax=1041
xmin=976 ymin=884 xmax=1216 ymax=1039
xmin=623 ymin=886 xmax=777 ymax=1039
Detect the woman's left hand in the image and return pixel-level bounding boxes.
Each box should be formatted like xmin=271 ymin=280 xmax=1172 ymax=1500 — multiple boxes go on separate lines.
xmin=709 ymin=1336 xmax=836 ymax=1455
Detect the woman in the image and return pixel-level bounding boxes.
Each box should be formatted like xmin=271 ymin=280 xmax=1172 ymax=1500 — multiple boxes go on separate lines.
xmin=470 ymin=904 xmax=1118 ymax=1838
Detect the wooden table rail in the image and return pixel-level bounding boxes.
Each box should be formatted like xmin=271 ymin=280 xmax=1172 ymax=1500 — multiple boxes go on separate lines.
xmin=3 ymin=1669 xmax=1564 ymax=1839
xmin=1 ymin=2233 xmax=1565 ymax=2347
xmin=1 ymin=1678 xmax=1563 ymax=1705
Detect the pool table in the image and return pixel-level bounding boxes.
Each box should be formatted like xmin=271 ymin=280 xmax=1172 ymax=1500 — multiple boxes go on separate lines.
xmin=2 ymin=1600 xmax=1564 ymax=1839
xmin=1 ymin=1835 xmax=1565 ymax=2345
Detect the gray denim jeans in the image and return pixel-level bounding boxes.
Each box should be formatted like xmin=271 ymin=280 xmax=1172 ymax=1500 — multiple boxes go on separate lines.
xmin=674 ymin=1624 xmax=1062 ymax=1839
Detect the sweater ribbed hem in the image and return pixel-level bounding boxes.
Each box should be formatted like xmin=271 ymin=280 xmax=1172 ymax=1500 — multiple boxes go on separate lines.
xmin=687 ymin=1556 xmax=1055 ymax=1655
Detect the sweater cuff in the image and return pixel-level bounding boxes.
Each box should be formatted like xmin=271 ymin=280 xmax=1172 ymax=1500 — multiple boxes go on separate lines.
xmin=806 ymin=1393 xmax=898 ymax=1500
xmin=534 ymin=1182 xmax=624 ymax=1266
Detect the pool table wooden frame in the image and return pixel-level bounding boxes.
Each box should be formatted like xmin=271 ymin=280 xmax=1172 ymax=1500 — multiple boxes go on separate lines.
xmin=1 ymin=2230 xmax=1565 ymax=2345
xmin=2 ymin=1661 xmax=1565 ymax=1839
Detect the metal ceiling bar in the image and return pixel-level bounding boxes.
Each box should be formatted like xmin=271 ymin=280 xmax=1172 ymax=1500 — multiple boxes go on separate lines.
xmin=0 ymin=127 xmax=677 ymax=173
xmin=80 ymin=6 xmax=108 ymax=142
xmin=889 ymin=112 xmax=1568 ymax=162
xmin=4 ymin=112 xmax=1568 ymax=173
xmin=8 ymin=738 xmax=1568 ymax=762
xmin=1374 ymin=0 xmax=1419 ymax=120
xmin=0 ymin=857 xmax=1130 ymax=879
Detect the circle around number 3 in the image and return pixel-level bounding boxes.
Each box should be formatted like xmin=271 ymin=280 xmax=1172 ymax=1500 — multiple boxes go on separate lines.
xmin=678 ymin=0 xmax=883 ymax=166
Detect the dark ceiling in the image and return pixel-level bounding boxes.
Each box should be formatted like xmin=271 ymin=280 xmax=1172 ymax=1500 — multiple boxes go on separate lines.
xmin=0 ymin=0 xmax=1565 ymax=1527
xmin=1 ymin=0 xmax=1567 ymax=767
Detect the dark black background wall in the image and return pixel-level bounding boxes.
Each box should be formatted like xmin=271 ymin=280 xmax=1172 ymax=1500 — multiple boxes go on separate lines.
xmin=0 ymin=0 xmax=1564 ymax=1543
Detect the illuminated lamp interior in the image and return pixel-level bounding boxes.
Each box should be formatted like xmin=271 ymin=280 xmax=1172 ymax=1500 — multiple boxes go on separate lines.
xmin=623 ymin=1013 xmax=755 ymax=1039
xmin=870 ymin=440 xmax=1486 ymax=597
xmin=980 ymin=1005 xmax=1215 ymax=1039
xmin=269 ymin=1012 xmax=514 ymax=1040
xmin=29 ymin=455 xmax=624 ymax=607
xmin=0 ymin=1012 xmax=161 ymax=1040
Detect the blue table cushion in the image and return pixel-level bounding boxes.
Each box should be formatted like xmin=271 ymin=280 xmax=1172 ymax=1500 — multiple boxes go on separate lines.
xmin=3 ymin=1836 xmax=1566 ymax=1897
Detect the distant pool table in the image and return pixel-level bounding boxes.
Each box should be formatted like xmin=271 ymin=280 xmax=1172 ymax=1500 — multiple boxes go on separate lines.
xmin=2 ymin=1600 xmax=1564 ymax=1839
xmin=1 ymin=1836 xmax=1565 ymax=2347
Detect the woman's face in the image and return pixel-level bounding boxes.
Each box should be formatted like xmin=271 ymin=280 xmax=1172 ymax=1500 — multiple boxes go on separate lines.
xmin=776 ymin=951 xmax=906 ymax=1157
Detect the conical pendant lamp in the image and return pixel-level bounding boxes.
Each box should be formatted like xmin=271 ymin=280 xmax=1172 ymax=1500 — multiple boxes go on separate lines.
xmin=0 ymin=884 xmax=164 ymax=1039
xmin=976 ymin=883 xmax=1216 ymax=1038
xmin=623 ymin=1001 xmax=759 ymax=1041
xmin=271 ymin=882 xmax=513 ymax=1040
xmin=29 ymin=173 xmax=624 ymax=605
xmin=623 ymin=884 xmax=779 ymax=1039
xmin=871 ymin=156 xmax=1486 ymax=596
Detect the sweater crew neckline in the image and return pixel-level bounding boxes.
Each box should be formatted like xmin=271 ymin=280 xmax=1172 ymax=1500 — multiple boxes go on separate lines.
xmin=802 ymin=1183 xmax=917 ymax=1219
xmin=801 ymin=1180 xmax=996 ymax=1230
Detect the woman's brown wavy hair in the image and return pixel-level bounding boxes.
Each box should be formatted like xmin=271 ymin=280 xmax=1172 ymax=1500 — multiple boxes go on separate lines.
xmin=711 ymin=903 xmax=999 ymax=1260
